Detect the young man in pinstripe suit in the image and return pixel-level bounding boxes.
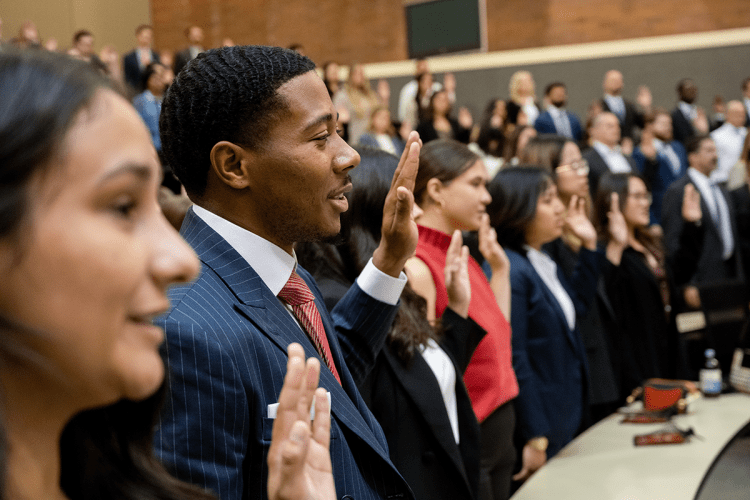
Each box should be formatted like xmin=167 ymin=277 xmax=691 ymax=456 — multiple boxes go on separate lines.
xmin=154 ymin=45 xmax=421 ymax=500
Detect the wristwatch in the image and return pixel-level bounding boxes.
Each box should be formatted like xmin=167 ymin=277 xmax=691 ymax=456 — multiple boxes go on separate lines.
xmin=527 ymin=436 xmax=549 ymax=452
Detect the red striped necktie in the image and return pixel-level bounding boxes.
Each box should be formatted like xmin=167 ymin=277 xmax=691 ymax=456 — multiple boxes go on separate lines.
xmin=278 ymin=271 xmax=341 ymax=384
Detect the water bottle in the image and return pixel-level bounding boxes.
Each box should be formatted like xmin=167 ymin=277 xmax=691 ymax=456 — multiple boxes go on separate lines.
xmin=700 ymin=348 xmax=722 ymax=397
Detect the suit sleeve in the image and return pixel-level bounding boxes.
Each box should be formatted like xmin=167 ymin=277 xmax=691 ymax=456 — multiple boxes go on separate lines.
xmin=661 ymin=182 xmax=687 ymax=260
xmin=155 ymin=319 xmax=251 ymax=500
xmin=439 ymin=308 xmax=487 ymax=373
xmin=330 ymin=282 xmax=400 ymax=387
xmin=565 ymin=247 xmax=600 ymax=317
xmin=534 ymin=114 xmax=555 ymax=134
xmin=510 ymin=261 xmax=553 ymax=441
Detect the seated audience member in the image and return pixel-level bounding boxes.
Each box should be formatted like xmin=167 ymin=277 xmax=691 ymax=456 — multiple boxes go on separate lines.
xmin=488 ymin=167 xmax=598 ymax=474
xmin=416 ymin=89 xmax=472 ymax=144
xmin=710 ymin=100 xmax=748 ymax=185
xmin=154 ymin=45 xmax=420 ymax=500
xmin=334 ymin=63 xmax=384 ymax=145
xmin=470 ymin=98 xmax=508 ymax=178
xmin=506 ymin=70 xmax=539 ymax=126
xmin=358 ymin=106 xmax=405 ymax=157
xmin=174 ymin=25 xmax=204 ymax=75
xmin=534 ymin=82 xmax=583 ymax=142
xmin=671 ymin=78 xmax=709 ymax=147
xmin=583 ymin=111 xmax=636 ymax=196
xmin=503 ymin=125 xmax=537 ymax=166
xmin=0 ymin=48 xmax=333 ymax=500
xmin=520 ymin=135 xmax=620 ymax=422
xmin=123 ymin=24 xmax=160 ymax=92
xmin=595 ymin=173 xmax=702 ymax=399
xmin=632 ymin=109 xmax=688 ymax=224
xmin=406 ymin=140 xmax=518 ymax=500
xmin=67 ymin=29 xmax=107 ymax=74
xmin=298 ymin=146 xmax=486 ymax=500
xmin=599 ymin=69 xmax=651 ymax=145
xmin=661 ymin=135 xmax=744 ymax=313
xmin=132 ymin=62 xmax=169 ymax=154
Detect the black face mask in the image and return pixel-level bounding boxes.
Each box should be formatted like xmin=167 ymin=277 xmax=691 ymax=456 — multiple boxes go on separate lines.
xmin=551 ymin=100 xmax=566 ymax=108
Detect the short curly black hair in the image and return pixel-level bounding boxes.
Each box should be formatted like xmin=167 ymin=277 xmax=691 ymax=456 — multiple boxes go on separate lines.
xmin=159 ymin=45 xmax=316 ymax=198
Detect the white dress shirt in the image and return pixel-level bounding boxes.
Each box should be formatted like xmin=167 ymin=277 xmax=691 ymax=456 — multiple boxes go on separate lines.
xmin=548 ymin=105 xmax=572 ymax=139
xmin=604 ymin=94 xmax=625 ymax=121
xmin=710 ymin=122 xmax=748 ymax=183
xmin=679 ymin=101 xmax=698 ymax=123
xmin=653 ymin=138 xmax=683 ymax=176
xmin=192 ymin=205 xmax=407 ymax=304
xmin=419 ymin=339 xmax=459 ymax=444
xmin=592 ymin=141 xmax=632 ymax=174
xmin=525 ymin=246 xmax=576 ymax=331
xmin=687 ymin=168 xmax=735 ymax=259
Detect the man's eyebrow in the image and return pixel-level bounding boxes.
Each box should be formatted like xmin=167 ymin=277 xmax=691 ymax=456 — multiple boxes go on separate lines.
xmin=302 ymin=113 xmax=335 ymax=133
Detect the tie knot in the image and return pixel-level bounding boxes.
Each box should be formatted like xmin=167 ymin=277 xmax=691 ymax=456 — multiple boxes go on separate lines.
xmin=278 ymin=271 xmax=315 ymax=306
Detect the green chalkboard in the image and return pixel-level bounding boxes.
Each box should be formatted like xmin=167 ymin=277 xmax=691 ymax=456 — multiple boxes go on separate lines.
xmin=405 ymin=0 xmax=482 ymax=59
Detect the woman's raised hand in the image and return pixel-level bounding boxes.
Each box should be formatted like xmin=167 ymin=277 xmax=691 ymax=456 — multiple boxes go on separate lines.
xmin=564 ymin=195 xmax=597 ymax=250
xmin=445 ymin=229 xmax=471 ymax=318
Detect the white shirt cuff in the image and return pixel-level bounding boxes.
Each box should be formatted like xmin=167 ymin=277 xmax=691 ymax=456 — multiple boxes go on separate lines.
xmin=356 ymin=258 xmax=407 ymax=306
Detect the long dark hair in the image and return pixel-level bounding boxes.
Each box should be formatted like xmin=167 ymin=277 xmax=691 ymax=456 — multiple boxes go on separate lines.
xmin=0 ymin=49 xmax=213 ymax=500
xmin=475 ymin=98 xmax=506 ymax=157
xmin=413 ymin=139 xmax=479 ymax=206
xmin=487 ymin=166 xmax=554 ymax=253
xmin=297 ymin=146 xmax=439 ymax=363
xmin=594 ymin=172 xmax=662 ymax=253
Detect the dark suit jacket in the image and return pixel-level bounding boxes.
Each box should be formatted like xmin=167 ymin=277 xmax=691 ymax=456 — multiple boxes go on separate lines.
xmin=632 ymin=141 xmax=688 ymax=224
xmin=661 ymin=173 xmax=744 ymax=292
xmin=600 ymin=98 xmax=644 ymax=140
xmin=155 ymin=209 xmax=412 ymax=500
xmin=671 ymin=106 xmax=697 ymax=146
xmin=123 ymin=48 xmax=160 ymax=91
xmin=416 ymin=118 xmax=470 ymax=144
xmin=174 ymin=47 xmax=200 ymax=75
xmin=534 ymin=110 xmax=583 ymax=142
xmin=507 ymin=248 xmax=597 ymax=458
xmin=360 ymin=309 xmax=485 ymax=500
xmin=730 ymin=185 xmax=750 ymax=292
xmin=583 ymin=146 xmax=637 ymax=198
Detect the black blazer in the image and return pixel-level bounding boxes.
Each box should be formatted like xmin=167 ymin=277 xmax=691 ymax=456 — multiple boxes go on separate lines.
xmin=600 ymin=98 xmax=644 ymax=140
xmin=360 ymin=309 xmax=485 ymax=500
xmin=123 ymin=49 xmax=160 ymax=91
xmin=583 ymin=147 xmax=636 ymax=198
xmin=671 ymin=106 xmax=697 ymax=146
xmin=661 ymin=173 xmax=744 ymax=294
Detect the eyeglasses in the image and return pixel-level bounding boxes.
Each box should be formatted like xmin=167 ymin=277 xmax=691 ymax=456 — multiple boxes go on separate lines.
xmin=555 ymin=159 xmax=589 ymax=175
xmin=627 ymin=192 xmax=653 ymax=203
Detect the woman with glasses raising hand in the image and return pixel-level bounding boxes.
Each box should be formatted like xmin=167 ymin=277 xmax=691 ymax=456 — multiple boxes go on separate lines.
xmin=594 ymin=173 xmax=703 ymax=400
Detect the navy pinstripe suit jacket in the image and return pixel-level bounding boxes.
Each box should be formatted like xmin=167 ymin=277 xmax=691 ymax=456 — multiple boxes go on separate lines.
xmin=155 ymin=209 xmax=413 ymax=500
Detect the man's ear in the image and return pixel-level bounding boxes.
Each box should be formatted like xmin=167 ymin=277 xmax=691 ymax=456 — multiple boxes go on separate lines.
xmin=209 ymin=141 xmax=251 ymax=190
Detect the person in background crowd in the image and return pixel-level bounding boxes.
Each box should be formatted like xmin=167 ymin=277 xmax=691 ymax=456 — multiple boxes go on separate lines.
xmin=470 ymin=98 xmax=507 ymax=179
xmin=67 ymin=29 xmax=107 ymax=74
xmin=534 ymin=82 xmax=583 ymax=142
xmin=599 ymin=69 xmax=651 ymax=148
xmin=154 ymin=45 xmax=420 ymax=500
xmin=334 ymin=63 xmax=385 ymax=145
xmin=520 ymin=134 xmax=620 ymax=424
xmin=595 ymin=173 xmax=702 ymax=399
xmin=174 ymin=25 xmax=204 ymax=75
xmin=358 ymin=106 xmax=406 ymax=157
xmin=297 ymin=146 xmax=486 ymax=500
xmin=322 ymin=60 xmax=341 ymax=98
xmin=488 ymin=166 xmax=599 ymax=477
xmin=503 ymin=125 xmax=537 ymax=166
xmin=0 ymin=47 xmax=336 ymax=500
xmin=288 ymin=43 xmax=305 ymax=56
xmin=710 ymin=100 xmax=748 ymax=185
xmin=661 ymin=135 xmax=744 ymax=312
xmin=506 ymin=71 xmax=539 ymax=126
xmin=407 ymin=139 xmax=518 ymax=500
xmin=416 ymin=89 xmax=473 ymax=144
xmin=632 ymin=109 xmax=689 ymax=225
xmin=671 ymin=78 xmax=709 ymax=147
xmin=132 ymin=62 xmax=169 ymax=155
xmin=123 ymin=24 xmax=160 ymax=92
xmin=398 ymin=58 xmax=456 ymax=131
xmin=583 ymin=112 xmax=636 ymax=197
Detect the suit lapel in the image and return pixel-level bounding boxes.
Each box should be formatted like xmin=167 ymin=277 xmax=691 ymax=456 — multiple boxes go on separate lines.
xmin=525 ymin=254 xmax=580 ymax=348
xmin=181 ymin=210 xmax=394 ymax=461
xmin=382 ymin=348 xmax=470 ymax=486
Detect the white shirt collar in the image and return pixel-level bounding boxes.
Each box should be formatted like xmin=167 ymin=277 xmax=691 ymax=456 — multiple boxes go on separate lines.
xmin=524 ymin=246 xmax=576 ymax=330
xmin=192 ymin=205 xmax=296 ymax=295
